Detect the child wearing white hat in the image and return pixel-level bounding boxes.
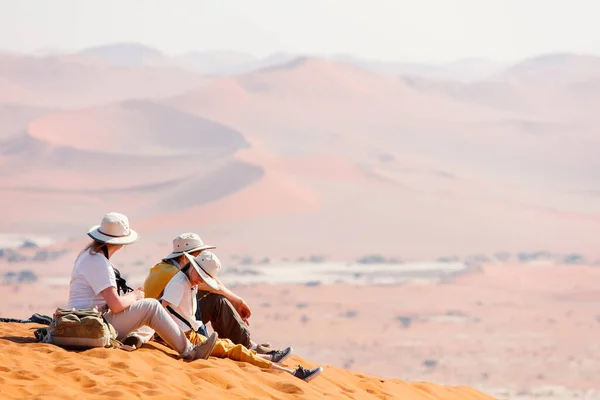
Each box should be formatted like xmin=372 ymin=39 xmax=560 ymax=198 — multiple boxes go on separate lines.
xmin=161 ymin=251 xmax=323 ymax=382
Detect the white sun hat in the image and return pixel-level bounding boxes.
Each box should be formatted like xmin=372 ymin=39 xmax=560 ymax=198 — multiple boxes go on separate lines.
xmin=184 ymin=251 xmax=221 ymax=290
xmin=87 ymin=212 xmax=138 ymax=245
xmin=162 ymin=232 xmax=216 ymax=260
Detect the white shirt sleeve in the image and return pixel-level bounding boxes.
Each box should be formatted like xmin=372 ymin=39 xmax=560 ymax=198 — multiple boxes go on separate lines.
xmin=162 ymin=276 xmax=185 ymax=308
xmin=83 ymin=253 xmax=117 ymax=295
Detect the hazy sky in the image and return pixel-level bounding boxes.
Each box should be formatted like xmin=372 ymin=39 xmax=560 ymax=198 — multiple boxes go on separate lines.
xmin=1 ymin=0 xmax=599 ymax=62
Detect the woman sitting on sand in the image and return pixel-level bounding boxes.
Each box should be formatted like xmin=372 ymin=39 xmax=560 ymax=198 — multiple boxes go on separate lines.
xmin=66 ymin=212 xmax=218 ymax=361
xmin=161 ymin=250 xmax=323 ymax=382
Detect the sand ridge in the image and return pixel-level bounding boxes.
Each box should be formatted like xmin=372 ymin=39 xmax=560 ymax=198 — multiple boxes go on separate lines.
xmin=0 ymin=323 xmax=496 ymax=400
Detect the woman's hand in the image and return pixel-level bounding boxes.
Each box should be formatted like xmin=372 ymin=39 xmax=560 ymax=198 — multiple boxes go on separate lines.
xmin=101 ymin=286 xmax=134 ymax=314
xmin=100 ymin=286 xmax=144 ymax=314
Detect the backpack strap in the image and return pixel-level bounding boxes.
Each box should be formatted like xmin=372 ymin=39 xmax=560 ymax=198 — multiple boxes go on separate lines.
xmin=164 ymin=303 xmax=193 ymax=331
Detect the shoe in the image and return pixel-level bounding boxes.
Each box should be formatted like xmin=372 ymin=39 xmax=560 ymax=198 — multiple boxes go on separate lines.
xmin=268 ymin=346 xmax=293 ymax=364
xmin=184 ymin=332 xmax=218 ymax=361
xmin=31 ymin=313 xmax=53 ymax=325
xmin=254 ymin=343 xmax=272 ymax=354
xmin=122 ymin=335 xmax=143 ymax=349
xmin=292 ymin=365 xmax=323 ymax=382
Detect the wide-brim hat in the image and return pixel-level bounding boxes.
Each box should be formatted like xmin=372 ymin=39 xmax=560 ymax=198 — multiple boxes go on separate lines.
xmin=162 ymin=232 xmax=216 ymax=260
xmin=87 ymin=212 xmax=138 ymax=245
xmin=184 ymin=252 xmax=219 ymax=290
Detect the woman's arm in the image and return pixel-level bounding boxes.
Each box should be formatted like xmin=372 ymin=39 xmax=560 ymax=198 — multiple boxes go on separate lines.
xmin=100 ymin=286 xmax=144 ymax=314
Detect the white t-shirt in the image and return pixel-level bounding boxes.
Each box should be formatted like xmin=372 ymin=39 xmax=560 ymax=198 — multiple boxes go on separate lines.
xmin=66 ymin=249 xmax=117 ymax=309
xmin=161 ymin=271 xmax=203 ymax=333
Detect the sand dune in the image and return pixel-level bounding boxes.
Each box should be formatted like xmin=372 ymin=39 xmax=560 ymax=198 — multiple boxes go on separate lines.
xmin=0 ymin=53 xmax=207 ymax=108
xmin=1 ymin=52 xmax=600 ymax=259
xmin=77 ymin=43 xmax=166 ymax=68
xmin=495 ymin=53 xmax=600 ymax=85
xmin=1 ymin=263 xmax=600 ymax=398
xmin=0 ymin=322 xmax=496 ymax=400
xmin=160 ymin=56 xmax=600 ymax=259
xmin=74 ymin=43 xmax=293 ymax=76
xmin=51 ymin=43 xmax=511 ymax=82
xmin=0 ymin=104 xmax=53 ymax=141
xmin=170 ymin=57 xmax=511 ymax=128
xmin=0 ymin=101 xmax=266 ymax=235
xmin=27 ymin=100 xmax=249 ymax=155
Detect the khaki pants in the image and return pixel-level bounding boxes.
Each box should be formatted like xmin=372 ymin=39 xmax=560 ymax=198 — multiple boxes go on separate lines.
xmin=104 ymin=298 xmax=192 ymax=356
xmin=186 ymin=330 xmax=272 ymax=369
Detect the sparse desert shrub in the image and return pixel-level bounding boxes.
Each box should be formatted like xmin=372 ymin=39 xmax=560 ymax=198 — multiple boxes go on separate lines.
xmin=344 ymin=310 xmax=358 ymax=319
xmin=516 ymin=252 xmax=534 ymax=262
xmin=32 ymin=249 xmax=67 ymax=262
xmin=20 ymin=240 xmax=38 ymax=249
xmin=494 ymin=252 xmax=511 ymax=262
xmin=308 ymin=255 xmax=326 ymax=263
xmin=516 ymin=251 xmax=553 ymax=263
xmin=17 ymin=270 xmax=38 ymax=284
xmin=356 ymin=254 xmax=387 ymax=264
xmin=423 ymin=359 xmax=438 ymax=368
xmin=32 ymin=251 xmax=48 ymax=262
xmin=296 ymin=302 xmax=309 ymax=309
xmin=300 ymin=315 xmax=310 ymax=324
xmin=305 ymin=281 xmax=321 ymax=287
xmin=396 ymin=316 xmax=412 ymax=328
xmin=239 ymin=256 xmax=253 ymax=265
xmin=2 ymin=271 xmax=17 ymax=285
xmin=437 ymin=256 xmax=459 ymax=263
xmin=6 ymin=250 xmax=26 ymax=263
xmin=465 ymin=254 xmax=491 ymax=263
xmin=563 ymin=253 xmax=586 ymax=265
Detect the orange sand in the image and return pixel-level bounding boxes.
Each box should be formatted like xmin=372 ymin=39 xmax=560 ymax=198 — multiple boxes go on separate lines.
xmin=0 ymin=323 xmax=496 ymax=400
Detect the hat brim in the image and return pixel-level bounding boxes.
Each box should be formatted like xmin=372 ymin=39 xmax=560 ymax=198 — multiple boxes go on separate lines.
xmin=87 ymin=225 xmax=138 ymax=245
xmin=162 ymin=244 xmax=217 ymax=260
xmin=184 ymin=253 xmax=219 ymax=291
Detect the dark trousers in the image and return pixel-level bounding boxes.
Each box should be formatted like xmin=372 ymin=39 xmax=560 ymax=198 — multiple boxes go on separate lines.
xmin=195 ymin=291 xmax=252 ymax=349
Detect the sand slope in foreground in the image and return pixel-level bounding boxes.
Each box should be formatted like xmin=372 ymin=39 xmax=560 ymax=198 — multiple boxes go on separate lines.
xmin=0 ymin=323 xmax=496 ymax=400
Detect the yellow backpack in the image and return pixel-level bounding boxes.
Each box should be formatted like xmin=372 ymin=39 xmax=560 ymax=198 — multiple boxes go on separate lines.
xmin=143 ymin=261 xmax=179 ymax=299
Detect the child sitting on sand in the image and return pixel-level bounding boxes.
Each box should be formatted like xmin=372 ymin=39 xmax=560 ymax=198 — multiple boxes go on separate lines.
xmin=161 ymin=251 xmax=323 ymax=382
